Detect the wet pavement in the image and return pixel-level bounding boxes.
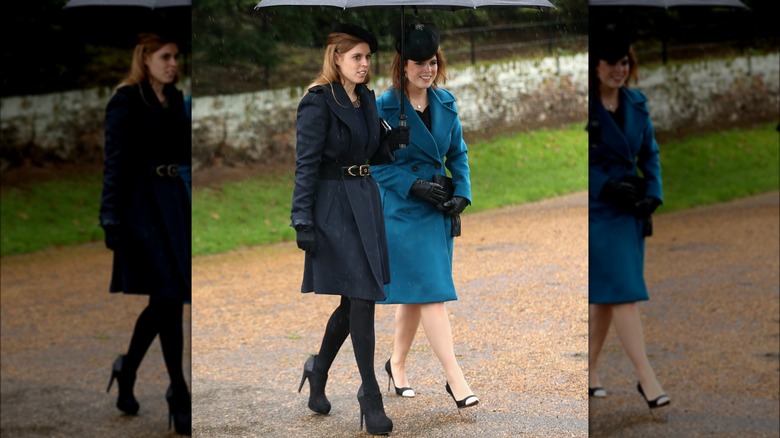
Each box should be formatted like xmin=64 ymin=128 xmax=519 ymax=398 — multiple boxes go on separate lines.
xmin=2 ymin=191 xmax=777 ymax=437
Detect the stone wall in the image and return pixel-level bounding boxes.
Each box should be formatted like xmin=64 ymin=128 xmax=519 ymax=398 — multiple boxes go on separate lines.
xmin=1 ymin=52 xmax=777 ymax=172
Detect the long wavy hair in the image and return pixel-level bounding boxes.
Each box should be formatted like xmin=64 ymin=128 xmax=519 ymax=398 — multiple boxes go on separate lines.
xmin=114 ymin=33 xmax=179 ymax=94
xmin=389 ymin=47 xmax=448 ymax=92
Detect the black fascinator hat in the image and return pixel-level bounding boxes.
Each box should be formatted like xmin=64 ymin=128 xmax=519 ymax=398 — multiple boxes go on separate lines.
xmin=591 ymin=22 xmax=632 ymax=63
xmin=393 ymin=17 xmax=440 ymax=61
xmin=332 ymin=23 xmax=378 ymax=54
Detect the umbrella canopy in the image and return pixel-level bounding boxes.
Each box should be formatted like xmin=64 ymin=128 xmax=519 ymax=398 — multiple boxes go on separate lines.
xmin=589 ymin=0 xmax=746 ymax=8
xmin=256 ymin=0 xmax=552 ymax=9
xmin=63 ymin=0 xmax=191 ymax=48
xmin=64 ymin=0 xmax=191 ymax=8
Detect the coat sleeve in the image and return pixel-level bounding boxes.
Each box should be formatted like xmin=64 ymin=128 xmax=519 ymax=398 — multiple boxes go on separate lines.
xmin=636 ymin=99 xmax=663 ymax=203
xmin=444 ymin=99 xmax=472 ymax=205
xmin=290 ymin=91 xmax=328 ymax=227
xmin=99 ymin=92 xmax=131 ymax=227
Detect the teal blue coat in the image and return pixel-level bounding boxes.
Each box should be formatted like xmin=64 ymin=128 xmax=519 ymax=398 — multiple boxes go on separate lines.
xmin=372 ymin=87 xmax=471 ymax=304
xmin=589 ymin=87 xmax=663 ymax=304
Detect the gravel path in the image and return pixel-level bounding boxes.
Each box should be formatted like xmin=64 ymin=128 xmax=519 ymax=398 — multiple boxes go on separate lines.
xmin=2 ymin=191 xmax=777 ymax=437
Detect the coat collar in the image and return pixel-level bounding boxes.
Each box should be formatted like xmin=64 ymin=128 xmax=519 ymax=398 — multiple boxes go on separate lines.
xmin=313 ymin=82 xmax=380 ymax=160
xmin=595 ymin=87 xmax=649 ymax=166
xmin=380 ymin=87 xmax=458 ymax=164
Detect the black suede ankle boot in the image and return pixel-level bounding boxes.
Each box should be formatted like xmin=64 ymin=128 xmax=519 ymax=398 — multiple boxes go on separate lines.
xmin=298 ymin=355 xmax=331 ymax=414
xmin=166 ymin=384 xmax=191 ymax=435
xmin=357 ymin=386 xmax=392 ymax=435
xmin=107 ymin=355 xmax=140 ymax=415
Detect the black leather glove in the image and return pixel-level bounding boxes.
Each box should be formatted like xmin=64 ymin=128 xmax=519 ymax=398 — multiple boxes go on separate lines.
xmin=633 ymin=196 xmax=661 ymax=218
xmin=102 ymin=224 xmax=123 ymax=251
xmin=295 ymin=225 xmax=316 ymax=255
xmin=438 ymin=196 xmax=468 ymax=216
xmin=600 ymin=179 xmax=641 ymax=209
xmin=387 ymin=125 xmax=410 ymax=151
xmin=409 ymin=180 xmax=447 ymax=204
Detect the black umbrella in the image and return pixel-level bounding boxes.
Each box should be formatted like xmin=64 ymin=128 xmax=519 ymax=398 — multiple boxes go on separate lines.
xmin=63 ymin=0 xmax=191 ymax=48
xmin=590 ymin=0 xmax=747 ymax=64
xmin=255 ymin=0 xmax=554 ymax=139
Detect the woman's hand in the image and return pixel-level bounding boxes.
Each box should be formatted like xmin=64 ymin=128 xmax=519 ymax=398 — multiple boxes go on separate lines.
xmin=294 ymin=224 xmax=316 ymax=255
xmin=410 ymin=180 xmax=447 ymax=204
xmin=438 ymin=196 xmax=468 ymax=216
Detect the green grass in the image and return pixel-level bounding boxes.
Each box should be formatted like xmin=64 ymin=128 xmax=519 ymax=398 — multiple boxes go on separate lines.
xmin=190 ymin=124 xmax=588 ymax=256
xmin=1 ymin=123 xmax=776 ymax=257
xmin=1 ymin=174 xmax=103 ymax=256
xmin=657 ymin=122 xmax=779 ymax=213
xmin=192 ymin=172 xmax=296 ymax=255
xmin=467 ymin=125 xmax=587 ymax=212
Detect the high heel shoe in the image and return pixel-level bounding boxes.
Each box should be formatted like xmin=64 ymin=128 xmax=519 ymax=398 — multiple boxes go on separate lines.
xmin=166 ymin=385 xmax=192 ymax=436
xmin=357 ymin=386 xmax=393 ymax=435
xmin=106 ymin=355 xmax=140 ymax=415
xmin=636 ymin=382 xmax=670 ymax=409
xmin=384 ymin=359 xmax=415 ymax=397
xmin=445 ymin=382 xmax=479 ymax=409
xmin=588 ymin=387 xmax=607 ymax=398
xmin=297 ymin=355 xmax=331 ymax=414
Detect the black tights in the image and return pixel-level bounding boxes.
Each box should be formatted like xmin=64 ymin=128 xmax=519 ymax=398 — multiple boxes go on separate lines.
xmin=314 ymin=296 xmax=380 ymax=394
xmin=123 ymin=295 xmax=188 ymax=396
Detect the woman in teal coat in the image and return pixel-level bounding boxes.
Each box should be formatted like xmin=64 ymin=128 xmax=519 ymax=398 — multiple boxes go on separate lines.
xmin=588 ymin=24 xmax=670 ymax=410
xmin=371 ymin=21 xmax=478 ymax=409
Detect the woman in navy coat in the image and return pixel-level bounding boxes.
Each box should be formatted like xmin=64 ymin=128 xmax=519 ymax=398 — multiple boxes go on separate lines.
xmin=371 ymin=22 xmax=478 ymax=410
xmin=99 ymin=33 xmax=191 ymax=434
xmin=588 ymin=25 xmax=670 ymax=410
xmin=290 ymin=24 xmax=406 ymax=435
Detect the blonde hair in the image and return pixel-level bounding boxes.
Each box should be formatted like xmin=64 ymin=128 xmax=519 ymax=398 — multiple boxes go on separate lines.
xmin=307 ymin=31 xmax=372 ymax=96
xmin=114 ymin=33 xmax=179 ymax=93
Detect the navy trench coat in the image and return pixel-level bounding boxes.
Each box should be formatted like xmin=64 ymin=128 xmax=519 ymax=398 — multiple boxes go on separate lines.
xmin=371 ymin=87 xmax=471 ymax=304
xmin=290 ymin=82 xmax=395 ymax=301
xmin=99 ymin=81 xmax=191 ymax=303
xmin=589 ymin=87 xmax=663 ymax=304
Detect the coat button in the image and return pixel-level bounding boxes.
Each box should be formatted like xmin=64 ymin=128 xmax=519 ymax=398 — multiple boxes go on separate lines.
xmin=411 ymin=166 xmax=418 ymax=172
xmin=434 ymin=163 xmax=441 ymax=169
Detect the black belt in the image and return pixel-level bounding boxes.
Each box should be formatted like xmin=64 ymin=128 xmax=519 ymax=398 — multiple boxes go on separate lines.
xmin=151 ymin=164 xmax=180 ymax=177
xmin=319 ymin=163 xmax=370 ymax=179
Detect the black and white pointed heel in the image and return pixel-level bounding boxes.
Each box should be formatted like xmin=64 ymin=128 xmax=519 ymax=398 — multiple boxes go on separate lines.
xmin=445 ymin=382 xmax=479 ymax=409
xmin=384 ymin=359 xmax=415 ymax=398
xmin=637 ymin=382 xmax=670 ymax=409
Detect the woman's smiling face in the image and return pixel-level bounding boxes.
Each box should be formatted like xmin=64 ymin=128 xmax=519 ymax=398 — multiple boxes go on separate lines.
xmin=405 ymin=55 xmax=438 ymax=91
xmin=596 ymin=56 xmax=630 ymax=90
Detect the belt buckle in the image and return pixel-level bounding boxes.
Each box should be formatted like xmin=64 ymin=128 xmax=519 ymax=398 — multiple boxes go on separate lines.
xmin=359 ymin=165 xmax=369 ymax=176
xmin=155 ymin=165 xmax=179 ymax=177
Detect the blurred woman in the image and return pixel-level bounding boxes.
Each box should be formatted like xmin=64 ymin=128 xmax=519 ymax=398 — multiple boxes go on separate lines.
xmin=587 ymin=24 xmax=670 ymax=409
xmin=100 ymin=32 xmax=192 ymax=434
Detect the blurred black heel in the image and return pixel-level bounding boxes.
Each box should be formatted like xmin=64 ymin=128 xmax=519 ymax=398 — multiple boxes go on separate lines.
xmin=384 ymin=358 xmax=415 ymax=397
xmin=106 ymin=355 xmax=139 ymax=415
xmin=298 ymin=355 xmax=331 ymax=414
xmin=166 ymin=385 xmax=191 ymax=435
xmin=445 ymin=382 xmax=479 ymax=409
xmin=357 ymin=386 xmax=393 ymax=435
xmin=637 ymin=382 xmax=670 ymax=409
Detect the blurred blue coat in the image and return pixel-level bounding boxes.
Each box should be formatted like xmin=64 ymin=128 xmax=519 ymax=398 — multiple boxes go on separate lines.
xmin=372 ymin=87 xmax=471 ymax=304
xmin=589 ymin=87 xmax=663 ymax=304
